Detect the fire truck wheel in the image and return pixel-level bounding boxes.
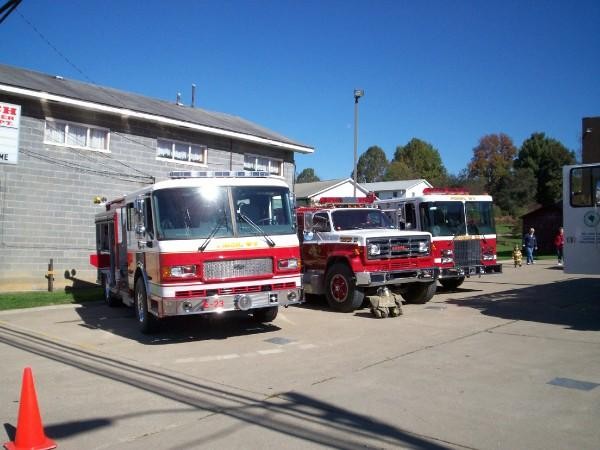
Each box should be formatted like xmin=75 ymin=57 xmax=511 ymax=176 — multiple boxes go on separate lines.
xmin=102 ymin=274 xmax=120 ymax=307
xmin=135 ymin=280 xmax=159 ymax=334
xmin=252 ymin=306 xmax=278 ymax=323
xmin=439 ymin=277 xmax=465 ymax=290
xmin=401 ymin=281 xmax=436 ymax=304
xmin=325 ymin=263 xmax=364 ymax=312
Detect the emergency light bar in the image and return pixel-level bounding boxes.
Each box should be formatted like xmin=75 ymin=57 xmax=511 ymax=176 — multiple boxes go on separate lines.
xmin=169 ymin=170 xmax=271 ymax=179
xmin=423 ymin=187 xmax=470 ymax=195
xmin=319 ymin=192 xmax=376 ymax=205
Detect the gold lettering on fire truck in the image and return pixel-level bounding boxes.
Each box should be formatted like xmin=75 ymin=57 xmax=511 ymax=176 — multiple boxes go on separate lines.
xmin=218 ymin=240 xmax=260 ymax=249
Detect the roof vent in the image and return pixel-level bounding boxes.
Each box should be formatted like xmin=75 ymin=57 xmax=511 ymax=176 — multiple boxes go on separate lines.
xmin=54 ymin=75 xmax=64 ymax=80
xmin=176 ymin=92 xmax=183 ymax=106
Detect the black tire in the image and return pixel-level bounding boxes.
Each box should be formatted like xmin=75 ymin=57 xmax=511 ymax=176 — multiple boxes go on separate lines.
xmin=102 ymin=274 xmax=121 ymax=307
xmin=252 ymin=306 xmax=278 ymax=323
xmin=135 ymin=279 xmax=159 ymax=334
xmin=439 ymin=277 xmax=465 ymax=290
xmin=324 ymin=263 xmax=364 ymax=312
xmin=401 ymin=281 xmax=436 ymax=304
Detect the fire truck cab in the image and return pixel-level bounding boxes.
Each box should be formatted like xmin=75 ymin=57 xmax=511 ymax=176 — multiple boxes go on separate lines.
xmin=297 ymin=195 xmax=438 ymax=315
xmin=376 ymin=188 xmax=502 ymax=290
xmin=91 ymin=170 xmax=303 ymax=333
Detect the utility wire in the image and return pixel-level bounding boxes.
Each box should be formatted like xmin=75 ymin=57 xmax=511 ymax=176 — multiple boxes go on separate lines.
xmin=0 ymin=0 xmax=22 ymax=25
xmin=15 ymin=9 xmax=179 ymax=183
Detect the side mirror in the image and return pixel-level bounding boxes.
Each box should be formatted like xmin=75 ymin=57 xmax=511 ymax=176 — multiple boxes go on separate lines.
xmin=134 ymin=197 xmax=144 ymax=214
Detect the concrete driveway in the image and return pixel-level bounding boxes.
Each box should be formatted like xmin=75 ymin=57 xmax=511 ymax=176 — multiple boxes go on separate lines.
xmin=1 ymin=260 xmax=599 ymax=449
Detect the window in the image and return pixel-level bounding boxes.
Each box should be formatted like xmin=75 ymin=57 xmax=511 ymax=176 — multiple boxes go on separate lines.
xmin=570 ymin=166 xmax=600 ymax=207
xmin=44 ymin=119 xmax=109 ymax=151
xmin=244 ymin=154 xmax=282 ymax=176
xmin=157 ymin=139 xmax=207 ymax=165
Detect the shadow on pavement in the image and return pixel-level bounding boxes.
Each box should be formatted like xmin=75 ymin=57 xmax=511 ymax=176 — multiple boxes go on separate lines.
xmin=0 ymin=324 xmax=452 ymax=449
xmin=446 ymin=277 xmax=600 ymax=331
xmin=72 ymin=302 xmax=282 ymax=345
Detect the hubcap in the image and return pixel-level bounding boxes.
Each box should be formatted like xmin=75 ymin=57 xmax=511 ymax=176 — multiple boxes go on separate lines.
xmin=330 ymin=274 xmax=349 ymax=303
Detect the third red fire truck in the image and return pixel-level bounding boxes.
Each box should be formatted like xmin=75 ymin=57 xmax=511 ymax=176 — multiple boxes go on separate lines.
xmin=376 ymin=188 xmax=502 ymax=290
xmin=297 ymin=194 xmax=438 ymax=317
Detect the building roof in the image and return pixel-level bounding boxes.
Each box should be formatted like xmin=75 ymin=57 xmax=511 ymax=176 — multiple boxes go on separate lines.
xmin=0 ymin=63 xmax=313 ymax=154
xmin=294 ymin=178 xmax=368 ymax=198
xmin=361 ymin=179 xmax=432 ymax=192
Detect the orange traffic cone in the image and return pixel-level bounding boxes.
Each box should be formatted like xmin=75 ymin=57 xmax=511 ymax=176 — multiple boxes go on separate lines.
xmin=4 ymin=367 xmax=57 ymax=450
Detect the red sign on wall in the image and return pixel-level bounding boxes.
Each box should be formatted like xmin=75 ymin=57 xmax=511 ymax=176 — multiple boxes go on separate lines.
xmin=0 ymin=102 xmax=21 ymax=165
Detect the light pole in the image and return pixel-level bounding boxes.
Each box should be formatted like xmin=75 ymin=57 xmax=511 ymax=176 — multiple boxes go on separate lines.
xmin=353 ymin=89 xmax=364 ymax=196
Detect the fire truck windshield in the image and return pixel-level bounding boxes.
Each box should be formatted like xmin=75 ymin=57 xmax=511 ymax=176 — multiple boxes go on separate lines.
xmin=465 ymin=201 xmax=495 ymax=235
xmin=331 ymin=209 xmax=393 ymax=231
xmin=232 ymin=186 xmax=294 ymax=237
xmin=419 ymin=201 xmax=495 ymax=237
xmin=154 ymin=187 xmax=233 ymax=240
xmin=153 ymin=185 xmax=294 ymax=240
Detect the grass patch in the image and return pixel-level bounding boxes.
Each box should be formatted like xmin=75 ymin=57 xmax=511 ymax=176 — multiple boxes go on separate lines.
xmin=495 ymin=222 xmax=555 ymax=260
xmin=0 ymin=287 xmax=102 ymax=311
xmin=496 ymin=222 xmax=521 ymax=259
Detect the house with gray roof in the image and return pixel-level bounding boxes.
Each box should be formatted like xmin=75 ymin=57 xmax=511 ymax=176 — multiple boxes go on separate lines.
xmin=361 ymin=179 xmax=432 ymax=200
xmin=294 ymin=178 xmax=368 ymax=206
xmin=0 ymin=63 xmax=313 ymax=291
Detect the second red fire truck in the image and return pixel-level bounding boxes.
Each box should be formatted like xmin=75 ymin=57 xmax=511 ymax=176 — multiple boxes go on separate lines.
xmin=297 ymin=194 xmax=438 ymax=317
xmin=376 ymin=188 xmax=502 ymax=290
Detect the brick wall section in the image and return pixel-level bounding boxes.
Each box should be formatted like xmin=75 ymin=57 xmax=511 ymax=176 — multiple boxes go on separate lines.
xmin=0 ymin=95 xmax=297 ymax=291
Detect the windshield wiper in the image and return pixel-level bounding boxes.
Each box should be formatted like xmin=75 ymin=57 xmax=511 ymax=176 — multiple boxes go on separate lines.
xmin=238 ymin=212 xmax=276 ymax=247
xmin=198 ymin=213 xmax=227 ymax=252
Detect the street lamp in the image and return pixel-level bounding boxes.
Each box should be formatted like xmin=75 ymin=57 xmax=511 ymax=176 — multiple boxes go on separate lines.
xmin=353 ymin=89 xmax=364 ymax=196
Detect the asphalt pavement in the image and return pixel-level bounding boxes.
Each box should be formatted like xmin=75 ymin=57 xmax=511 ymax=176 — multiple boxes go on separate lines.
xmin=1 ymin=259 xmax=599 ymax=450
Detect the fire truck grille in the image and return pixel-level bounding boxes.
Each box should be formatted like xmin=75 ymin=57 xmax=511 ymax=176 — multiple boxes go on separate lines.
xmin=454 ymin=239 xmax=482 ymax=267
xmin=366 ymin=236 xmax=430 ymax=259
xmin=203 ymin=258 xmax=273 ymax=281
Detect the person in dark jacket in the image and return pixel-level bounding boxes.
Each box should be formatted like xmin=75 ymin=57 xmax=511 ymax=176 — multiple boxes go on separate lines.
xmin=522 ymin=227 xmax=538 ymax=265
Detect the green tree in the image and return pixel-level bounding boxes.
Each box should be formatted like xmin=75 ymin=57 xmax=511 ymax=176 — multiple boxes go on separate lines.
xmin=515 ymin=132 xmax=575 ymax=206
xmin=493 ymin=168 xmax=537 ymax=217
xmin=296 ymin=168 xmax=320 ymax=183
xmin=383 ymin=160 xmax=411 ymax=181
xmin=388 ymin=138 xmax=447 ymax=184
xmin=356 ymin=146 xmax=388 ymax=182
xmin=468 ymin=133 xmax=517 ymax=195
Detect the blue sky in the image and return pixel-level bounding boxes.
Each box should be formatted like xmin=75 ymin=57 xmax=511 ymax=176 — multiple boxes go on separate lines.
xmin=2 ymin=0 xmax=599 ymax=179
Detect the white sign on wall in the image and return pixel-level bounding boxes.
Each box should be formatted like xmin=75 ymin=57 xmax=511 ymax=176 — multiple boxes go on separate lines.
xmin=0 ymin=102 xmax=21 ymax=165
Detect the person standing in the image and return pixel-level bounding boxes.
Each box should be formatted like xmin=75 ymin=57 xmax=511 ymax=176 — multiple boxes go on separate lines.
xmin=554 ymin=226 xmax=565 ymax=266
xmin=523 ymin=227 xmax=538 ymax=265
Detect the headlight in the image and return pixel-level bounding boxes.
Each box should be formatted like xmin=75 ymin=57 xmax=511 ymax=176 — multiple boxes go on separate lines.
xmin=368 ymin=244 xmax=381 ymax=256
xmin=418 ymin=241 xmax=429 ymax=252
xmin=278 ymin=258 xmax=300 ymax=270
xmin=161 ymin=264 xmax=197 ymax=280
xmin=441 ymin=249 xmax=453 ymax=257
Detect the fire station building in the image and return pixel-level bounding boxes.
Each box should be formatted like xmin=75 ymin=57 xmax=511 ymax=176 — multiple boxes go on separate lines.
xmin=0 ymin=64 xmax=313 ymax=291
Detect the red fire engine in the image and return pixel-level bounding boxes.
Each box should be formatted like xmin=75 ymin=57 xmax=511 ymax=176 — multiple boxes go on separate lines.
xmin=376 ymin=188 xmax=502 ymax=290
xmin=90 ymin=170 xmax=303 ymax=333
xmin=296 ymin=194 xmax=438 ymax=317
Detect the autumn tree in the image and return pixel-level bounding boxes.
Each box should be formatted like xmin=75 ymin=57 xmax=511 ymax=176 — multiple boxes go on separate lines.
xmin=514 ymin=132 xmax=575 ymax=206
xmin=386 ymin=138 xmax=447 ymax=184
xmin=468 ymin=133 xmax=517 ymax=195
xmin=355 ymin=146 xmax=388 ymax=182
xmin=296 ymin=168 xmax=320 ymax=183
